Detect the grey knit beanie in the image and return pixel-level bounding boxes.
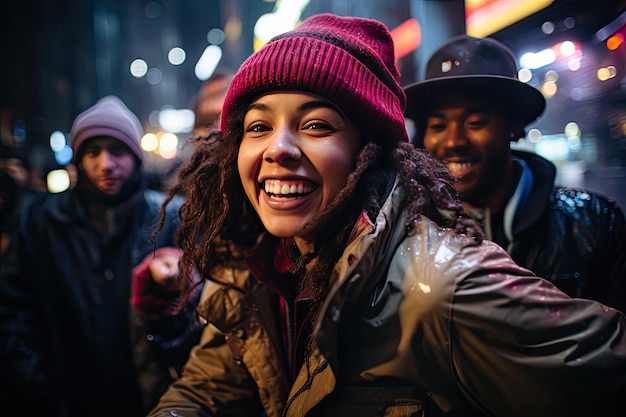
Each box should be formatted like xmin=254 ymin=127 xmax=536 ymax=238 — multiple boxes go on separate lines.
xmin=70 ymin=95 xmax=144 ymax=164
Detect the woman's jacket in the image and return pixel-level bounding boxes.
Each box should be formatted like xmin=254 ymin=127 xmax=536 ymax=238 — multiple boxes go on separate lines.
xmin=0 ymin=187 xmax=194 ymax=416
xmin=149 ymin=180 xmax=626 ymax=417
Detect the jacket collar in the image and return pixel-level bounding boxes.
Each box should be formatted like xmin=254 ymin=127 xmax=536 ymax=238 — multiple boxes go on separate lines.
xmin=510 ymin=149 xmax=556 ymax=235
xmin=45 ymin=186 xmax=146 ymax=240
xmin=314 ymin=175 xmax=406 ymax=368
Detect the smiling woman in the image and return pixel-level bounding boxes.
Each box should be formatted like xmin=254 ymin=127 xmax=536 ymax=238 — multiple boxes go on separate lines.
xmin=148 ymin=12 xmax=626 ymax=417
xmin=238 ymin=92 xmax=361 ymax=242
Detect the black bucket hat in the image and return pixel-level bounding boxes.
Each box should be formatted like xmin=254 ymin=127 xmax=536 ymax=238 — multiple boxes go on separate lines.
xmin=404 ymin=35 xmax=546 ymax=128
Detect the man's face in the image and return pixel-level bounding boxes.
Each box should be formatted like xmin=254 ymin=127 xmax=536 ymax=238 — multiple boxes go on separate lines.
xmin=79 ymin=137 xmax=136 ymax=196
xmin=422 ymin=94 xmax=512 ymax=207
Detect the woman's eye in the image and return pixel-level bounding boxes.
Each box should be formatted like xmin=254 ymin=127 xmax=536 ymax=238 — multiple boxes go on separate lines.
xmin=303 ymin=121 xmax=331 ymax=131
xmin=246 ymin=123 xmax=270 ymax=133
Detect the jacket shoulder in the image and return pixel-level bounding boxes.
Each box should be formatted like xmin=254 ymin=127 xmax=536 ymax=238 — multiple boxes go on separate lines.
xmin=549 ymin=186 xmax=625 ymax=224
xmin=144 ymin=188 xmax=183 ymax=207
xmin=143 ymin=189 xmax=184 ymax=216
xmin=20 ymin=191 xmax=69 ymax=229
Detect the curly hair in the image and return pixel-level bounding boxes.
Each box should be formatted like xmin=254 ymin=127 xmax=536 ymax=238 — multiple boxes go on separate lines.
xmin=157 ymin=106 xmax=482 ymax=319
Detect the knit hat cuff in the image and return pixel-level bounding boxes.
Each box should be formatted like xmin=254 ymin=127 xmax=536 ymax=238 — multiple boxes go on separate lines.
xmin=222 ymin=36 xmax=408 ymax=143
xmin=72 ymin=126 xmax=145 ymax=163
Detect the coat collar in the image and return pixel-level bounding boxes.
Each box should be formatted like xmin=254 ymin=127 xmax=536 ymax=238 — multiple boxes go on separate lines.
xmin=510 ymin=149 xmax=556 ymax=234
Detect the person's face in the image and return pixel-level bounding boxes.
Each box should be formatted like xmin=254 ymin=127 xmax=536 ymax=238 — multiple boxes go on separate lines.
xmin=422 ymin=95 xmax=512 ymax=206
xmin=79 ymin=137 xmax=137 ymax=196
xmin=237 ymin=92 xmax=361 ymax=241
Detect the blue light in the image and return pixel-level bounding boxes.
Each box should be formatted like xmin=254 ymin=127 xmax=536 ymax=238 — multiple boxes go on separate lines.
xmin=55 ymin=145 xmax=73 ymax=165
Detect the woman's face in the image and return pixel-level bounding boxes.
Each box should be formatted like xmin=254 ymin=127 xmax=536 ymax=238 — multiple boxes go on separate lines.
xmin=238 ymin=91 xmax=361 ymax=240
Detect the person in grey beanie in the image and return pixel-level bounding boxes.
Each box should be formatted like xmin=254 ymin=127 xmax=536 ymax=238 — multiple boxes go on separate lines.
xmin=0 ymin=96 xmax=201 ymax=417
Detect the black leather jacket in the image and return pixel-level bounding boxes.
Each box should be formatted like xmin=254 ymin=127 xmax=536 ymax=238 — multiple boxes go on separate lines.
xmin=474 ymin=150 xmax=626 ymax=312
xmin=0 ymin=186 xmax=194 ymax=416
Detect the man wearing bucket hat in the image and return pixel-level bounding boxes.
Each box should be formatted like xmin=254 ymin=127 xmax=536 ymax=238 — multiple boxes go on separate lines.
xmin=404 ymin=35 xmax=626 ymax=312
xmin=0 ymin=96 xmax=200 ymax=416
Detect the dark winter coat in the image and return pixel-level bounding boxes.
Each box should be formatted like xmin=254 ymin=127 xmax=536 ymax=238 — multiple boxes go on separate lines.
xmin=0 ymin=186 xmax=194 ymax=417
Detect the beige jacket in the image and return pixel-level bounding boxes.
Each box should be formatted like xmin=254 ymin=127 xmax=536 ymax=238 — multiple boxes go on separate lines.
xmin=148 ymin=182 xmax=626 ymax=417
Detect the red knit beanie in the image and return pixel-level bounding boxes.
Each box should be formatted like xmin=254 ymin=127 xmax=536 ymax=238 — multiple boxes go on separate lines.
xmin=221 ymin=13 xmax=409 ymax=143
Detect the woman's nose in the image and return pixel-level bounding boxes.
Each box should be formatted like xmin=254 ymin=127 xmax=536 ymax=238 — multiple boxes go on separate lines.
xmin=263 ymin=129 xmax=302 ymax=163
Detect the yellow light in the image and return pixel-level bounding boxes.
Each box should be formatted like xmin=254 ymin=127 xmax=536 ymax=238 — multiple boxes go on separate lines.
xmin=141 ymin=133 xmax=159 ymax=152
xmin=159 ymin=132 xmax=178 ymax=152
xmin=224 ymin=17 xmax=242 ymax=44
xmin=541 ymin=80 xmax=557 ymax=98
xmin=597 ymin=67 xmax=615 ymax=81
xmin=466 ymin=0 xmax=554 ymax=38
xmin=47 ymin=169 xmax=71 ymax=193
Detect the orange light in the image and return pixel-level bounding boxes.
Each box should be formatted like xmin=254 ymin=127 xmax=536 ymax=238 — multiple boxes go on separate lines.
xmin=390 ymin=19 xmax=421 ymax=59
xmin=607 ymin=33 xmax=624 ymax=51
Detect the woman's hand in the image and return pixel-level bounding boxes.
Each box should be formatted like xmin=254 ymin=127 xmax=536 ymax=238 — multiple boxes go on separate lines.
xmin=148 ymin=249 xmax=182 ymax=292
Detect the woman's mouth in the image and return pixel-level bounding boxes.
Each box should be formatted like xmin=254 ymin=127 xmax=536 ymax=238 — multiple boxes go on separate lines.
xmin=262 ymin=179 xmax=316 ymax=200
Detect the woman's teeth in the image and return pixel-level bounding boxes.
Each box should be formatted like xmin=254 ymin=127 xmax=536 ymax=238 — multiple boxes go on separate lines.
xmin=263 ymin=180 xmax=314 ymax=196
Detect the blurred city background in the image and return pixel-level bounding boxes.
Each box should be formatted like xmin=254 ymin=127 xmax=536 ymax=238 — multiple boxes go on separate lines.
xmin=2 ymin=0 xmax=625 ymax=207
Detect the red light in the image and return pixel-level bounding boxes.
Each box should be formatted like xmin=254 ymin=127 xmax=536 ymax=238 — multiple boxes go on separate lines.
xmin=390 ymin=19 xmax=421 ymax=59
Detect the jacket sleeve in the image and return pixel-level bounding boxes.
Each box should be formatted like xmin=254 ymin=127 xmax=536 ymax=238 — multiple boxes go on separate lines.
xmin=147 ymin=320 xmax=263 ymax=417
xmin=444 ymin=240 xmax=626 ymax=417
xmin=132 ymin=247 xmax=186 ymax=319
xmin=590 ymin=196 xmax=626 ymax=313
xmin=131 ymin=267 xmax=204 ymax=381
xmin=0 ymin=199 xmax=57 ymax=409
xmin=132 ymin=193 xmax=204 ymax=378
